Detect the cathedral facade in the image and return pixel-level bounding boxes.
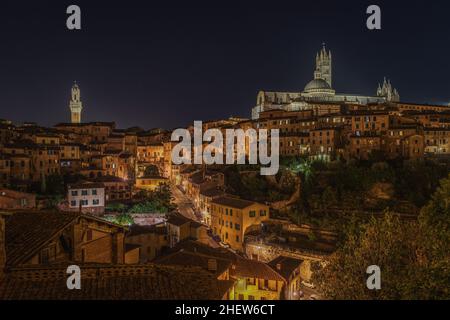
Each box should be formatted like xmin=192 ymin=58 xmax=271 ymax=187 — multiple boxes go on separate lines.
xmin=251 ymin=45 xmax=400 ymax=119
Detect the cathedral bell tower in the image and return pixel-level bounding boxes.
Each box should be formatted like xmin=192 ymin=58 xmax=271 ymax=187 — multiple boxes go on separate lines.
xmin=314 ymin=43 xmax=332 ymax=88
xmin=69 ymin=82 xmax=83 ymax=123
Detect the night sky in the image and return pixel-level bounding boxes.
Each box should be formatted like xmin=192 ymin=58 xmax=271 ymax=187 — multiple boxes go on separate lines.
xmin=0 ymin=0 xmax=449 ymax=130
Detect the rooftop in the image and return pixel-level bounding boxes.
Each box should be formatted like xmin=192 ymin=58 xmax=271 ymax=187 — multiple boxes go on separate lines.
xmin=68 ymin=182 xmax=105 ymax=189
xmin=232 ymin=258 xmax=286 ymax=283
xmin=154 ymin=250 xmax=232 ymax=278
xmin=127 ymin=223 xmax=167 ymax=237
xmin=0 ymin=264 xmax=233 ymax=300
xmin=4 ymin=211 xmax=126 ymax=267
xmin=267 ymin=256 xmax=303 ymax=281
xmin=212 ymin=196 xmax=259 ymax=209
xmin=200 ymin=187 xmax=225 ymax=198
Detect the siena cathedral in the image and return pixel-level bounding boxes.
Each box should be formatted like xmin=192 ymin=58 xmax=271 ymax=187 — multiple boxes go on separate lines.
xmin=252 ymin=44 xmax=400 ymax=119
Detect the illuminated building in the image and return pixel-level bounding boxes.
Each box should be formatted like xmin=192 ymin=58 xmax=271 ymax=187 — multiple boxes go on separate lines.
xmin=67 ymin=182 xmax=106 ymax=215
xmin=211 ymin=197 xmax=270 ymax=252
xmin=252 ymin=45 xmax=394 ymax=120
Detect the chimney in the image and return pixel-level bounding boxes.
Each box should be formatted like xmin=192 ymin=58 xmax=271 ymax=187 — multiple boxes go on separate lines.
xmin=207 ymin=258 xmax=217 ymax=272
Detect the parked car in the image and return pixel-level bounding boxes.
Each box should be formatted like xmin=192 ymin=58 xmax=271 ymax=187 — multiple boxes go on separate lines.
xmin=219 ymin=242 xmax=230 ymax=249
xmin=301 ymin=281 xmax=315 ymax=289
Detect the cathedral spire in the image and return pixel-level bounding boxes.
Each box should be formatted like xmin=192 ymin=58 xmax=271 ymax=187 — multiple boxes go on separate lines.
xmin=377 ymin=77 xmax=400 ymax=102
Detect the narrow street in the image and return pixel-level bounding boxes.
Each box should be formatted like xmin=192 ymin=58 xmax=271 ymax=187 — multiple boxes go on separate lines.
xmin=171 ymin=185 xmax=197 ymax=221
xmin=170 ymin=184 xmax=220 ymax=248
xmin=298 ymin=285 xmax=321 ymax=300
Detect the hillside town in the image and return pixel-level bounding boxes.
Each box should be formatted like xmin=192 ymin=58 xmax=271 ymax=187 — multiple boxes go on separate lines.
xmin=0 ymin=46 xmax=449 ymax=300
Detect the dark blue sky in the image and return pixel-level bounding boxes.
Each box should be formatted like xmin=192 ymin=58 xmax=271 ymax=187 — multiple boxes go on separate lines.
xmin=0 ymin=0 xmax=449 ymax=129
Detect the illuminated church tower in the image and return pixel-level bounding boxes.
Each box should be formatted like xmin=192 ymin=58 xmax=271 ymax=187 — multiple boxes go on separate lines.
xmin=314 ymin=43 xmax=332 ymax=88
xmin=69 ymin=82 xmax=83 ymax=123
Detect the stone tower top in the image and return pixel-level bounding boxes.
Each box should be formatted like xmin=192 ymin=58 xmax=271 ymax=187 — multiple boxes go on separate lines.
xmin=314 ymin=43 xmax=332 ymax=88
xmin=69 ymin=82 xmax=83 ymax=124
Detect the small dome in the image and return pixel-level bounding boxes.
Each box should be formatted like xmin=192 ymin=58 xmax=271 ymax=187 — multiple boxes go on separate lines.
xmin=304 ymin=78 xmax=331 ymax=92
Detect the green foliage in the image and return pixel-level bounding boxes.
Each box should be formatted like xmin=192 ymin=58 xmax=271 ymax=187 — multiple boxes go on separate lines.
xmin=36 ymin=174 xmax=64 ymax=196
xmin=46 ymin=174 xmax=65 ymax=195
xmin=393 ymin=160 xmax=448 ymax=207
xmin=113 ymin=213 xmax=134 ymax=226
xmin=129 ymin=183 xmax=175 ymax=213
xmin=418 ymin=174 xmax=450 ymax=265
xmin=223 ymin=166 xmax=294 ymax=203
xmin=320 ymin=186 xmax=337 ymax=210
xmin=129 ymin=200 xmax=169 ymax=213
xmin=314 ymin=175 xmax=450 ymax=300
xmin=106 ymin=202 xmax=127 ymax=213
xmin=144 ymin=165 xmax=160 ymax=177
xmin=45 ymin=195 xmax=63 ymax=209
xmin=290 ymin=159 xmax=450 ymax=230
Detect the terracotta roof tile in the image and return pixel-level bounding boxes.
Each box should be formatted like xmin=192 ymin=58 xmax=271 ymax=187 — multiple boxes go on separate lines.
xmin=4 ymin=211 xmax=81 ymax=267
xmin=212 ymin=197 xmax=257 ymax=209
xmin=0 ymin=264 xmax=233 ymax=300
xmin=267 ymin=256 xmax=303 ymax=281
xmin=231 ymin=258 xmax=286 ymax=283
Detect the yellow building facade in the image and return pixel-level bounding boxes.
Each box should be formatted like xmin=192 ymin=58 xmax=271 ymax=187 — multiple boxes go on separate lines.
xmin=211 ymin=197 xmax=269 ymax=252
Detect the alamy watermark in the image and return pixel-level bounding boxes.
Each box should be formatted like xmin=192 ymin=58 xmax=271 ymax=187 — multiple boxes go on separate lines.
xmin=66 ymin=265 xmax=81 ymax=289
xmin=66 ymin=5 xmax=81 ymax=30
xmin=171 ymin=121 xmax=280 ymax=175
xmin=366 ymin=265 xmax=381 ymax=290
xmin=366 ymin=5 xmax=381 ymax=30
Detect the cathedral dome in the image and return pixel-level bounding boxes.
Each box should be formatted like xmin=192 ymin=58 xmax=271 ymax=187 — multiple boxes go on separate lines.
xmin=303 ymin=78 xmax=335 ymax=97
xmin=304 ymin=78 xmax=331 ymax=91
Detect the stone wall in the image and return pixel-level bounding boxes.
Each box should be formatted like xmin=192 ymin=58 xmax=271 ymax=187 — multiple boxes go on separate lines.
xmin=244 ymin=241 xmax=326 ymax=281
xmin=131 ymin=213 xmax=166 ymax=226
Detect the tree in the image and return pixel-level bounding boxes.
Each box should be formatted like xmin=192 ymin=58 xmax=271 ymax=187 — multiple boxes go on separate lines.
xmin=106 ymin=202 xmax=127 ymax=213
xmin=45 ymin=195 xmax=63 ymax=209
xmin=321 ymin=186 xmax=337 ymax=210
xmin=315 ymin=189 xmax=450 ymax=300
xmin=314 ymin=212 xmax=420 ymax=299
xmin=46 ymin=174 xmax=65 ymax=195
xmin=418 ymin=174 xmax=450 ymax=273
xmin=129 ymin=183 xmax=176 ymax=213
xmin=40 ymin=174 xmax=46 ymax=194
xmin=144 ymin=165 xmax=160 ymax=177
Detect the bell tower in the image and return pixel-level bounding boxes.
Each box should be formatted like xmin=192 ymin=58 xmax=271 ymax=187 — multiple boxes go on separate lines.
xmin=69 ymin=82 xmax=83 ymax=123
xmin=314 ymin=43 xmax=332 ymax=88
